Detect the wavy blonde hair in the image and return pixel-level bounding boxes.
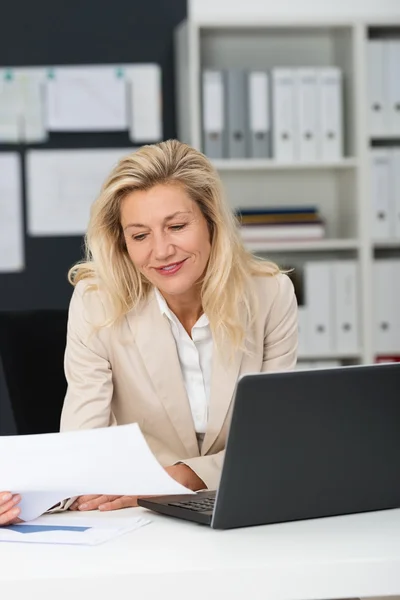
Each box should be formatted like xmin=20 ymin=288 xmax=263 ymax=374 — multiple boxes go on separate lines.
xmin=69 ymin=139 xmax=281 ymax=350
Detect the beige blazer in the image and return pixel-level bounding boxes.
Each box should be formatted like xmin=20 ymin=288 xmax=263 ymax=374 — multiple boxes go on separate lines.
xmin=60 ymin=272 xmax=298 ymax=490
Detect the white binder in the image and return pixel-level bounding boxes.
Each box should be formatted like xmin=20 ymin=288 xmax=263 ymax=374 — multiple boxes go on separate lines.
xmin=304 ymin=261 xmax=334 ymax=354
xmin=226 ymin=69 xmax=247 ymax=158
xmin=373 ymin=260 xmax=400 ymax=355
xmin=392 ymin=149 xmax=400 ymax=238
xmin=332 ymin=261 xmax=359 ymax=354
xmin=247 ymin=71 xmax=271 ymax=158
xmin=297 ymin=306 xmax=309 ymax=357
xmin=202 ymin=70 xmax=225 ymax=159
xmin=271 ymin=69 xmax=296 ymax=162
xmin=370 ymin=149 xmax=392 ymax=240
xmin=317 ymin=67 xmax=343 ymax=161
xmin=386 ymin=41 xmax=400 ymax=135
xmin=367 ymin=40 xmax=387 ymax=136
xmin=296 ymin=68 xmax=318 ymax=162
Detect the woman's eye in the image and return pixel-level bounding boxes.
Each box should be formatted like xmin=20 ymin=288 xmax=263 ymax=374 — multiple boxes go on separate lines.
xmin=170 ymin=224 xmax=186 ymax=231
xmin=132 ymin=233 xmax=148 ymax=241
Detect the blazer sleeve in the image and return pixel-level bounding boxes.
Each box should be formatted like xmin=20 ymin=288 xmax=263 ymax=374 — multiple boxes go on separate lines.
xmin=262 ymin=273 xmax=298 ymax=372
xmin=180 ymin=451 xmax=224 ymax=491
xmin=60 ymin=281 xmax=115 ymax=432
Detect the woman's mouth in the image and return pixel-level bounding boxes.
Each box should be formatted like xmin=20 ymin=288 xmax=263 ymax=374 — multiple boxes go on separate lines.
xmin=155 ymin=259 xmax=186 ymax=276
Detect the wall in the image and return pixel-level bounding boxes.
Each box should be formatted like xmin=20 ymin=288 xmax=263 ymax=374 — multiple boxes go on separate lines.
xmin=0 ymin=0 xmax=187 ymax=311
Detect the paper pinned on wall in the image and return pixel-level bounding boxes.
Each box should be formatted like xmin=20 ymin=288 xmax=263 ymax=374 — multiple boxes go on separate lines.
xmin=26 ymin=148 xmax=135 ymax=236
xmin=0 ymin=423 xmax=194 ymax=522
xmin=46 ymin=66 xmax=129 ymax=132
xmin=0 ymin=72 xmax=20 ymax=142
xmin=0 ymin=69 xmax=47 ymax=144
xmin=126 ymin=64 xmax=163 ymax=142
xmin=0 ymin=153 xmax=24 ymax=272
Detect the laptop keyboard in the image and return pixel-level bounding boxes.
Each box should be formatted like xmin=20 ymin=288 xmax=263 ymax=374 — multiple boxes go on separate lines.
xmin=168 ymin=496 xmax=215 ymax=513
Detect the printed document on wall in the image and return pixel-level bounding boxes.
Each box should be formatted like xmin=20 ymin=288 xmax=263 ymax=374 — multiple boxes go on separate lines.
xmin=46 ymin=66 xmax=129 ymax=131
xmin=26 ymin=148 xmax=134 ymax=236
xmin=0 ymin=153 xmax=24 ymax=272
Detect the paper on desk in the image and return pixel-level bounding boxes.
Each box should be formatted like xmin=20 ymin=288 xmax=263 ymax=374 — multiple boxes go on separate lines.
xmin=0 ymin=423 xmax=194 ymax=522
xmin=0 ymin=514 xmax=150 ymax=546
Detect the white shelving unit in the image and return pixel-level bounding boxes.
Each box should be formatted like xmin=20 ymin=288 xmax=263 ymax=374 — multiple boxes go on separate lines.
xmin=174 ymin=6 xmax=400 ymax=366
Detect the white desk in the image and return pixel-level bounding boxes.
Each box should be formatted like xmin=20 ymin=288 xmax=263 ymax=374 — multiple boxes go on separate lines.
xmin=1 ymin=506 xmax=400 ymax=600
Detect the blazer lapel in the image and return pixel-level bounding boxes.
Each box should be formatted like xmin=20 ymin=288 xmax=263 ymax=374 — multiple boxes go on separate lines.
xmin=127 ymin=291 xmax=199 ymax=457
xmin=201 ymin=340 xmax=243 ymax=456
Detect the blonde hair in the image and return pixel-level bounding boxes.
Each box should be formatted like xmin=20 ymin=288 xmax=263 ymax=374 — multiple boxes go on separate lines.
xmin=69 ymin=139 xmax=281 ymax=351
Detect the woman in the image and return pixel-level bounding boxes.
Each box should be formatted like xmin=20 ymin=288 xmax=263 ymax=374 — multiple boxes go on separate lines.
xmin=1 ymin=139 xmax=297 ymax=524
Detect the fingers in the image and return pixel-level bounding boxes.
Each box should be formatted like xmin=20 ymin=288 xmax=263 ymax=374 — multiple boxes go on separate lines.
xmin=72 ymin=495 xmax=121 ymax=512
xmin=98 ymin=496 xmax=139 ymax=511
xmin=69 ymin=495 xmax=100 ymax=511
xmin=0 ymin=493 xmax=21 ymax=526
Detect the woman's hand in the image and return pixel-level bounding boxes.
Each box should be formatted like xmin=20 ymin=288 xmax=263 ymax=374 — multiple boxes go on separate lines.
xmin=0 ymin=492 xmax=22 ymax=525
xmin=70 ymin=464 xmax=206 ymax=513
xmin=165 ymin=464 xmax=206 ymax=491
xmin=69 ymin=495 xmax=137 ymax=511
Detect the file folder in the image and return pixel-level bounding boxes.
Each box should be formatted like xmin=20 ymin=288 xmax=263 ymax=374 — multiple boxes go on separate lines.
xmin=271 ymin=68 xmax=296 ymax=162
xmin=317 ymin=68 xmax=343 ymax=161
xmin=226 ymin=69 xmax=247 ymax=158
xmin=296 ymin=68 xmax=318 ymax=161
xmin=247 ymin=70 xmax=271 ymax=158
xmin=332 ymin=261 xmax=359 ymax=354
xmin=374 ymin=260 xmax=400 ymax=354
xmin=370 ymin=149 xmax=392 ymax=240
xmin=386 ymin=41 xmax=400 ymax=135
xmin=202 ymin=70 xmax=225 ymax=159
xmin=392 ymin=149 xmax=400 ymax=238
xmin=367 ymin=40 xmax=387 ymax=136
xmin=304 ymin=261 xmax=334 ymax=354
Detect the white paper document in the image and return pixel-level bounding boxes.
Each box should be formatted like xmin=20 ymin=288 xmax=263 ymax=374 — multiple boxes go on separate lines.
xmin=0 ymin=153 xmax=24 ymax=272
xmin=0 ymin=423 xmax=194 ymax=522
xmin=26 ymin=148 xmax=134 ymax=236
xmin=0 ymin=514 xmax=150 ymax=546
xmin=46 ymin=66 xmax=129 ymax=132
xmin=0 ymin=68 xmax=47 ymax=143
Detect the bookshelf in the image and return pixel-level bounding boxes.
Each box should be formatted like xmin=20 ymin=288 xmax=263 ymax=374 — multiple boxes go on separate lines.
xmin=174 ymin=8 xmax=400 ymax=366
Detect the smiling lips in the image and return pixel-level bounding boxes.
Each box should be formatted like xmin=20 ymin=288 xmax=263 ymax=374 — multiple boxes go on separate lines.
xmin=155 ymin=259 xmax=187 ymax=276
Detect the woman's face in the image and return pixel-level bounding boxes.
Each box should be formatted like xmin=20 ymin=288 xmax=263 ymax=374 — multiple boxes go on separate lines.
xmin=121 ymin=183 xmax=212 ymax=300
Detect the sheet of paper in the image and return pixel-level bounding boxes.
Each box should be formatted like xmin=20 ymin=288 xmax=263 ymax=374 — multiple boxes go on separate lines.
xmin=0 ymin=71 xmax=20 ymax=142
xmin=126 ymin=64 xmax=162 ymax=142
xmin=0 ymin=514 xmax=150 ymax=545
xmin=26 ymin=148 xmax=135 ymax=235
xmin=0 ymin=68 xmax=48 ymax=143
xmin=46 ymin=66 xmax=128 ymax=131
xmin=0 ymin=153 xmax=24 ymax=272
xmin=19 ymin=69 xmax=47 ymax=143
xmin=0 ymin=423 xmax=194 ymax=522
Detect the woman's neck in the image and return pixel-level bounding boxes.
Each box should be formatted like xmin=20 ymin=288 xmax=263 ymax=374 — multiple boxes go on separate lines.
xmin=160 ymin=288 xmax=203 ymax=335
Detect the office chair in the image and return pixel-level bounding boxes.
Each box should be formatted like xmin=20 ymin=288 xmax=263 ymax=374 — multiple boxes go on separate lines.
xmin=0 ymin=310 xmax=68 ymax=435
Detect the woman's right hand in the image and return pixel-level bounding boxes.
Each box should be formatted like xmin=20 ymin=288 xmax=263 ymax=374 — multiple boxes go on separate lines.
xmin=0 ymin=492 xmax=21 ymax=525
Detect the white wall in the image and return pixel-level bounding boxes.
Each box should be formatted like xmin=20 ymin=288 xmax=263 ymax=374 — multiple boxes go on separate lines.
xmin=189 ymin=0 xmax=400 ymax=22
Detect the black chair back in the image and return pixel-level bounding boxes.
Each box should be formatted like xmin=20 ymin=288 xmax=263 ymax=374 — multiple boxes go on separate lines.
xmin=0 ymin=310 xmax=68 ymax=435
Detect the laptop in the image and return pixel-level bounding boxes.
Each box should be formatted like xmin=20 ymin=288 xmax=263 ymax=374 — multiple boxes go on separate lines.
xmin=138 ymin=363 xmax=400 ymax=529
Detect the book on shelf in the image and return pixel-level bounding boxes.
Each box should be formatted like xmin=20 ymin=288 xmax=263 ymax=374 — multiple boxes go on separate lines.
xmin=236 ymin=206 xmax=325 ymax=241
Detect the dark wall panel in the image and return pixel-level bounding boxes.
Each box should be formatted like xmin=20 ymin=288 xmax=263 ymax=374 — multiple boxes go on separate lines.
xmin=0 ymin=0 xmax=187 ymax=310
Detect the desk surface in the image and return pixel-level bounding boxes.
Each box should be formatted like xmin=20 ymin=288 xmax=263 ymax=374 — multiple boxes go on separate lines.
xmin=2 ymin=506 xmax=400 ymax=600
